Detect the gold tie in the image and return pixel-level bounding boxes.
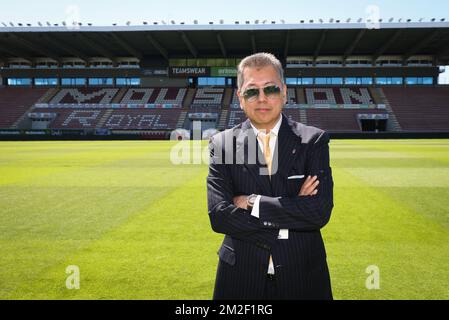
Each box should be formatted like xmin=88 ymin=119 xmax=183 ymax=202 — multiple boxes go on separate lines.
xmin=261 ymin=133 xmax=272 ymax=177
xmin=260 ymin=132 xmax=274 ymax=272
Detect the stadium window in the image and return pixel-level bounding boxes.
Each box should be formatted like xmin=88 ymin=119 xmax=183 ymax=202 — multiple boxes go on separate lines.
xmin=61 ymin=78 xmax=86 ymax=86
xmin=361 ymin=78 xmax=373 ymax=85
xmin=375 ymin=78 xmax=388 ymax=85
xmin=315 ymin=78 xmax=327 ymax=85
xmin=423 ymin=77 xmax=434 ymax=85
xmin=331 ymin=77 xmax=343 ymax=85
xmin=7 ymin=78 xmax=32 ymax=86
xmin=116 ymin=78 xmax=141 ymax=86
xmin=391 ymin=77 xmax=403 ymax=85
xmin=198 ymin=77 xmax=225 ymax=86
xmin=88 ymin=78 xmax=114 ymax=86
xmin=34 ymin=78 xmax=58 ymax=86
xmin=301 ymin=78 xmax=314 ymax=85
xmin=286 ymin=78 xmax=298 ymax=85
xmin=345 ymin=78 xmax=356 ymax=85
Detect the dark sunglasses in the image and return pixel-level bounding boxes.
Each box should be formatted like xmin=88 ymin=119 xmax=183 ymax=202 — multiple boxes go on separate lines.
xmin=242 ymin=85 xmax=281 ymax=101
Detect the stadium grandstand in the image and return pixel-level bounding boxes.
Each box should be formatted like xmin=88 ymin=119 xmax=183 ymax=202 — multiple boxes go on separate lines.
xmin=0 ymin=20 xmax=449 ymax=139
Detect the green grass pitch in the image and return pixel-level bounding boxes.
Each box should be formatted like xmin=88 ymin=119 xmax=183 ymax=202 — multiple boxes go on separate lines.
xmin=0 ymin=139 xmax=448 ymax=300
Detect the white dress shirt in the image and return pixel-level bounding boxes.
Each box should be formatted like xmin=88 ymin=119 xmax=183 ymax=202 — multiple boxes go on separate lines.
xmin=249 ymin=115 xmax=289 ymax=274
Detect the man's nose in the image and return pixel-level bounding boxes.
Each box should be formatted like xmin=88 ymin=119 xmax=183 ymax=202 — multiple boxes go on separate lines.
xmin=257 ymin=88 xmax=268 ymax=102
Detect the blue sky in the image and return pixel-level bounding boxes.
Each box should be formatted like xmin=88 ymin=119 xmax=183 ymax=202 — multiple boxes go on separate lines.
xmin=0 ymin=0 xmax=448 ymax=25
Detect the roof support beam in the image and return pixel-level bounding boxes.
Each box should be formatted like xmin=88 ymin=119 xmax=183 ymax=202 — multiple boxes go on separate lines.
xmin=313 ymin=30 xmax=327 ymax=62
xmin=109 ymin=33 xmax=142 ymax=60
xmin=180 ymin=32 xmax=198 ymax=58
xmin=251 ymin=32 xmax=257 ymax=53
xmin=74 ymin=33 xmax=117 ymax=63
xmin=7 ymin=33 xmax=61 ymax=62
xmin=145 ymin=33 xmax=168 ymax=60
xmin=402 ymin=29 xmax=440 ymax=62
xmin=216 ymin=32 xmax=227 ymax=58
xmin=372 ymin=29 xmax=403 ymax=62
xmin=343 ymin=29 xmax=366 ymax=61
xmin=283 ymin=31 xmax=290 ymax=59
xmin=41 ymin=34 xmax=89 ymax=62
xmin=0 ymin=36 xmax=34 ymax=62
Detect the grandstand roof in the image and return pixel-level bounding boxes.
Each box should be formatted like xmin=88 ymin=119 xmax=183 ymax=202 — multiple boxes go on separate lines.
xmin=1 ymin=22 xmax=449 ymax=64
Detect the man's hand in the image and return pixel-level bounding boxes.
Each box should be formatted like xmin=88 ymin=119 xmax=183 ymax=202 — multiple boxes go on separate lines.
xmin=299 ymin=175 xmax=319 ymax=196
xmin=233 ymin=195 xmax=248 ymax=210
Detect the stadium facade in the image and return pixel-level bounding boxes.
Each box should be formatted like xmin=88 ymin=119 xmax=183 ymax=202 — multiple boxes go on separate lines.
xmin=0 ymin=22 xmax=449 ymax=139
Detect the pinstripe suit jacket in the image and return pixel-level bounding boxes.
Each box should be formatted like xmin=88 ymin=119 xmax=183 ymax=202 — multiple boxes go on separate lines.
xmin=207 ymin=113 xmax=333 ymax=300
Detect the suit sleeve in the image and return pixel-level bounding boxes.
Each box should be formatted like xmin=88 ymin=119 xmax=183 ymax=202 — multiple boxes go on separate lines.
xmin=258 ymin=131 xmax=334 ymax=231
xmin=207 ymin=136 xmax=278 ymax=250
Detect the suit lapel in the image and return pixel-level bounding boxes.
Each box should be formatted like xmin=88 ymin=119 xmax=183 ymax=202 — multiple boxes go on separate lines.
xmin=271 ymin=114 xmax=301 ymax=194
xmin=236 ymin=119 xmax=272 ymax=195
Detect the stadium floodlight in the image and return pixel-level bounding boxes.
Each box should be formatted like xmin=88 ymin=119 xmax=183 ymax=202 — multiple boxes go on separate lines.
xmin=407 ymin=19 xmax=411 ymax=22
xmin=389 ymin=18 xmax=394 ymax=22
xmin=193 ymin=20 xmax=198 ymax=24
xmin=46 ymin=21 xmax=51 ymax=26
xmin=357 ymin=18 xmax=362 ymax=23
xmin=310 ymin=19 xmax=314 ymax=23
xmin=271 ymin=21 xmax=276 ymax=24
xmin=2 ymin=22 xmax=7 ymax=27
xmin=245 ymin=20 xmax=250 ymax=24
xmin=398 ymin=18 xmax=402 ymax=22
xmin=143 ymin=21 xmax=148 ymax=25
xmin=329 ymin=18 xmax=334 ymax=23
xmin=378 ymin=19 xmax=383 ymax=23
xmin=113 ymin=23 xmax=117 ymax=26
xmin=441 ymin=18 xmax=446 ymax=22
xmin=87 ymin=23 xmax=92 ymax=26
xmin=280 ymin=19 xmax=285 ymax=24
xmin=9 ymin=22 xmax=14 ymax=27
xmin=235 ymin=21 xmax=239 ymax=24
xmin=171 ymin=20 xmax=176 ymax=24
xmin=219 ymin=19 xmax=224 ymax=24
xmin=336 ymin=19 xmax=340 ymax=23
xmin=180 ymin=21 xmax=185 ymax=24
xmin=161 ymin=20 xmax=166 ymax=25
xmin=300 ymin=20 xmax=304 ymax=23
xmin=126 ymin=21 xmax=131 ymax=26
xmin=255 ymin=20 xmax=259 ymax=24
xmin=153 ymin=22 xmax=158 ymax=25
xmin=18 ymin=23 xmax=23 ymax=27
xmin=62 ymin=21 xmax=66 ymax=26
xmin=262 ymin=20 xmax=267 ymax=24
xmin=431 ymin=18 xmax=436 ymax=22
xmin=419 ymin=18 xmax=424 ymax=22
xmin=319 ymin=19 xmax=323 ymax=23
xmin=346 ymin=18 xmax=351 ymax=23
xmin=27 ymin=23 xmax=31 ymax=27
xmin=209 ymin=21 xmax=214 ymax=25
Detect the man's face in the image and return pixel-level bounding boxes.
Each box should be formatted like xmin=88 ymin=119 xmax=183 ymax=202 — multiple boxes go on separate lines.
xmin=237 ymin=65 xmax=287 ymax=130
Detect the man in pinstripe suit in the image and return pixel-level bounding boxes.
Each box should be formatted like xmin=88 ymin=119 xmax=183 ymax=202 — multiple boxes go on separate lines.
xmin=207 ymin=53 xmax=334 ymax=300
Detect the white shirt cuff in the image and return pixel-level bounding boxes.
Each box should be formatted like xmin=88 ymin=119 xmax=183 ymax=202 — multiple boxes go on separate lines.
xmin=250 ymin=195 xmax=262 ymax=218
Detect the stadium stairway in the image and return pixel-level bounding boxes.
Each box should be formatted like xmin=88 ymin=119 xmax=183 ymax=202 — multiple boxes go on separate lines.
xmin=11 ymin=88 xmax=58 ymax=129
xmin=217 ymin=109 xmax=229 ymax=130
xmin=176 ymin=111 xmax=188 ymax=128
xmin=296 ymin=88 xmax=307 ymax=104
xmin=96 ymin=109 xmax=114 ymax=128
xmin=183 ymin=88 xmax=197 ymax=108
xmin=112 ymin=88 xmax=128 ymax=103
xmin=371 ymin=87 xmax=402 ymax=132
xmin=299 ymin=109 xmax=308 ymax=125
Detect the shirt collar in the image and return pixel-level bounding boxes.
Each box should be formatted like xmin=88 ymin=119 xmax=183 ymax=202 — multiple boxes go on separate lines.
xmin=250 ymin=114 xmax=283 ymax=138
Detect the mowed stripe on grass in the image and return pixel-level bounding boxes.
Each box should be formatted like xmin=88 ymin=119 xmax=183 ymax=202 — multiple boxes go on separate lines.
xmin=0 ymin=139 xmax=448 ymax=299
